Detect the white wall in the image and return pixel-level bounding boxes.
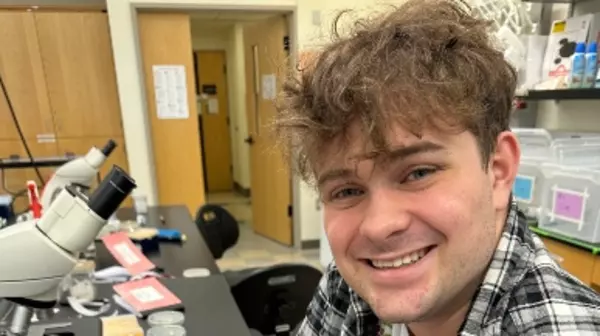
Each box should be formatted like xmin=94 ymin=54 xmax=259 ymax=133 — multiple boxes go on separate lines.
xmin=190 ymin=23 xmax=251 ymax=190
xmin=228 ymin=24 xmax=252 ymax=190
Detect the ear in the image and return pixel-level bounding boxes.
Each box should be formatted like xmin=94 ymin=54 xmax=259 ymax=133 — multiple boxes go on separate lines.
xmin=488 ymin=131 xmax=520 ymax=210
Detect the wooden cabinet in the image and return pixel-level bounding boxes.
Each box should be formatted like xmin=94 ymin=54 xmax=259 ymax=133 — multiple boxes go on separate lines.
xmin=0 ymin=11 xmax=55 ymax=140
xmin=0 ymin=139 xmax=58 ymax=213
xmin=541 ymin=237 xmax=596 ymax=285
xmin=0 ymin=9 xmax=129 ymax=212
xmin=34 ymin=12 xmax=123 ymax=138
xmin=0 ymin=10 xmax=123 ymax=140
xmin=592 ymin=261 xmax=600 ymax=290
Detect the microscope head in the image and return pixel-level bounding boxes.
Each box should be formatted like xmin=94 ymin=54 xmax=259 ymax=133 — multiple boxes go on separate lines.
xmin=0 ymin=165 xmax=136 ymax=306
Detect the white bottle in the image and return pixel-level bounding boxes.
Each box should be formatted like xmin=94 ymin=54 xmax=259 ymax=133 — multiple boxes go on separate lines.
xmin=584 ymin=42 xmax=597 ymax=88
xmin=569 ymin=42 xmax=586 ymax=89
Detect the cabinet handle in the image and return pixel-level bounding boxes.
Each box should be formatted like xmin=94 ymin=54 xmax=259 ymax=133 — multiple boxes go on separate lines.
xmin=8 ymin=154 xmax=20 ymax=160
xmin=549 ymin=252 xmax=564 ymax=263
xmin=65 ymin=152 xmax=76 ymax=158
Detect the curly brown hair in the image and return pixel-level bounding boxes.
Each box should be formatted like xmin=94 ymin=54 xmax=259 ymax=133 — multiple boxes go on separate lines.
xmin=274 ymin=0 xmax=517 ymax=184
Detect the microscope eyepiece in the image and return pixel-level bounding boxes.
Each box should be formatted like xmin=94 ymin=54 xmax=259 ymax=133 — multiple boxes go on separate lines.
xmin=87 ymin=165 xmax=136 ymax=220
xmin=100 ymin=139 xmax=117 ymax=157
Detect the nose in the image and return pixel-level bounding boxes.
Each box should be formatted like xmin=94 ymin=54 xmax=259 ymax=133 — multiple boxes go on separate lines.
xmin=359 ymin=186 xmax=411 ymax=243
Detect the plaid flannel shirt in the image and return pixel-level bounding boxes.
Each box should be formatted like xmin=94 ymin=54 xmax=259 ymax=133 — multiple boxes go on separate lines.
xmin=296 ymin=200 xmax=600 ymax=335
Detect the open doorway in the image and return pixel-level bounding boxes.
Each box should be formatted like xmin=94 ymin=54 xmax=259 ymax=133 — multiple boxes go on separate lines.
xmin=190 ymin=13 xmax=253 ymax=229
xmin=184 ymin=11 xmax=294 ymax=247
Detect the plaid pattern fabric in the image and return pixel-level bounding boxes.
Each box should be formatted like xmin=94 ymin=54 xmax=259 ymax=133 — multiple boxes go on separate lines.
xmin=295 ymin=200 xmax=600 ymax=335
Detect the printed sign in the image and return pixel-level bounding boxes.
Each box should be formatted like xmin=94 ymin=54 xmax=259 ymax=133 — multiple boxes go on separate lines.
xmin=101 ymin=232 xmax=155 ymax=275
xmin=513 ymin=175 xmax=535 ymax=203
xmin=552 ymin=188 xmax=586 ymax=226
xmin=113 ymin=277 xmax=181 ymax=313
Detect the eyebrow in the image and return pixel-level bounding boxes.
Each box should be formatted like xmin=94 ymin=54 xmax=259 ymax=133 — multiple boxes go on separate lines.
xmin=316 ymin=141 xmax=446 ymax=187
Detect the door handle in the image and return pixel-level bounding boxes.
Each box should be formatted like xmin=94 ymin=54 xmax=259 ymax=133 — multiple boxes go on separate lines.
xmin=244 ymin=136 xmax=255 ymax=145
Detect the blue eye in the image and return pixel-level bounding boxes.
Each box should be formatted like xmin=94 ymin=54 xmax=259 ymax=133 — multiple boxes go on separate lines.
xmin=405 ymin=167 xmax=437 ymax=182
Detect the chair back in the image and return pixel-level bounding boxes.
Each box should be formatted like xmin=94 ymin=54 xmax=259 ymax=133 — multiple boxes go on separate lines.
xmin=229 ymin=263 xmax=323 ymax=336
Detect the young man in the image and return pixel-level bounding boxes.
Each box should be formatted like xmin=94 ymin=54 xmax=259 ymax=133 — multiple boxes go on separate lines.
xmin=274 ymin=0 xmax=600 ymax=335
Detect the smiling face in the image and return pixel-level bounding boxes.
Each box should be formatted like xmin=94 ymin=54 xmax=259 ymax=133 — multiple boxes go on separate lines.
xmin=317 ymin=122 xmax=518 ymax=325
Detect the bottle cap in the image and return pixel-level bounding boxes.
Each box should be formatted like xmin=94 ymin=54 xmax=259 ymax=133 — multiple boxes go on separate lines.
xmin=576 ymin=42 xmax=586 ymax=53
xmin=588 ymin=42 xmax=597 ymax=53
xmin=147 ymin=310 xmax=185 ymax=327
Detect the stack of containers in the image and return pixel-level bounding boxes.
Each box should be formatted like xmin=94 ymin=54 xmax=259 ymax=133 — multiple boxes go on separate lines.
xmin=513 ymin=128 xmax=555 ymax=219
xmin=513 ymin=128 xmax=600 ymax=222
xmin=538 ymin=141 xmax=600 ymax=243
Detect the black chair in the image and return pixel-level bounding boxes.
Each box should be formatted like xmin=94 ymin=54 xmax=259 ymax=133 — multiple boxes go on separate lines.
xmin=227 ymin=263 xmax=323 ymax=336
xmin=194 ymin=204 xmax=240 ymax=259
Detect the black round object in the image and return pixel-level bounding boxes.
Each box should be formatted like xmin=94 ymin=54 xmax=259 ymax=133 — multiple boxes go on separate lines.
xmin=194 ymin=204 xmax=239 ymax=260
xmin=100 ymin=139 xmax=117 ymax=156
xmin=88 ymin=165 xmax=136 ymax=220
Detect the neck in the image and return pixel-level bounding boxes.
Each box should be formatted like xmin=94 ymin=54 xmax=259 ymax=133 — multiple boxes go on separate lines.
xmin=406 ymin=204 xmax=511 ymax=336
xmin=405 ymin=286 xmax=474 ymax=336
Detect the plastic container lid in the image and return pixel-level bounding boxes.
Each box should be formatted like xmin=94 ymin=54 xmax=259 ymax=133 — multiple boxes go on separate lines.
xmin=147 ymin=311 xmax=185 ymax=327
xmin=588 ymin=42 xmax=597 ymax=53
xmin=146 ymin=325 xmax=186 ymax=336
xmin=576 ymin=42 xmax=586 ymax=53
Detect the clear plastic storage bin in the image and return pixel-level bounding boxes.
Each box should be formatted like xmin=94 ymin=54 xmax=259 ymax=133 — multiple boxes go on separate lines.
xmin=537 ymin=164 xmax=600 ymax=243
xmin=513 ymin=128 xmax=553 ymax=160
xmin=514 ymin=159 xmax=546 ymax=219
xmin=552 ymin=144 xmax=600 ymax=167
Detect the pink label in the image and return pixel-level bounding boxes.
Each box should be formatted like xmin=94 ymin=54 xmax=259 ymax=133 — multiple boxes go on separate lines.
xmin=101 ymin=232 xmax=156 ymax=275
xmin=554 ymin=190 xmax=585 ymax=222
xmin=113 ymin=277 xmax=181 ymax=313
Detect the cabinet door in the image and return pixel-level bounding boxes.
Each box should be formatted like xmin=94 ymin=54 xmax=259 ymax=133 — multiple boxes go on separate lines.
xmin=0 ymin=139 xmax=59 ymax=214
xmin=34 ymin=11 xmax=123 ymax=138
xmin=0 ymin=11 xmax=55 ymax=140
xmin=56 ymin=137 xmax=131 ymax=207
xmin=541 ymin=237 xmax=596 ymax=285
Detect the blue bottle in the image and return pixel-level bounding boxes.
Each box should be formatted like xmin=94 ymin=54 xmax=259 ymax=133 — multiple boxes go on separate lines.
xmin=569 ymin=42 xmax=586 ymax=89
xmin=584 ymin=42 xmax=598 ymax=88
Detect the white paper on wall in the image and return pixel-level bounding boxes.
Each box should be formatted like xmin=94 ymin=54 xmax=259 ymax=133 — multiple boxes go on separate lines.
xmin=261 ymin=74 xmax=276 ymax=100
xmin=152 ymin=65 xmax=189 ymax=119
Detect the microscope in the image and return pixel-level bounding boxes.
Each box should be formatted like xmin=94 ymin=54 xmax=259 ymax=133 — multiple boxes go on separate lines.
xmin=40 ymin=139 xmax=117 ymax=210
xmin=0 ymin=165 xmax=136 ymax=336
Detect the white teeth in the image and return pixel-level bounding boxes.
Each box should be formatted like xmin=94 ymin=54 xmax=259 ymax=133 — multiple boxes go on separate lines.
xmin=371 ymin=248 xmax=429 ymax=269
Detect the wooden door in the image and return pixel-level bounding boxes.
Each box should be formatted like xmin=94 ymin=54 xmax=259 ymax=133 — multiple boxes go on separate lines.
xmin=138 ymin=12 xmax=205 ymax=214
xmin=0 ymin=11 xmax=55 ymax=141
xmin=195 ymin=51 xmax=233 ymax=193
xmin=56 ymin=137 xmax=131 ymax=207
xmin=34 ymin=11 xmax=123 ymax=138
xmin=244 ymin=15 xmax=293 ymax=246
xmin=0 ymin=139 xmax=58 ymax=214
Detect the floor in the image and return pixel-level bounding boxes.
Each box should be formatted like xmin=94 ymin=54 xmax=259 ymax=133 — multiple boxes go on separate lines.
xmin=206 ymin=191 xmax=322 ymax=271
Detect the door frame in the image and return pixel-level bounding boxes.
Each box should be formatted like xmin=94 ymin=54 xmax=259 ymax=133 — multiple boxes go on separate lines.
xmin=113 ymin=1 xmax=302 ymax=248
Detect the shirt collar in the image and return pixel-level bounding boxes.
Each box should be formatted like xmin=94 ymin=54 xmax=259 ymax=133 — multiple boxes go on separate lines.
xmin=460 ymin=198 xmax=535 ymax=332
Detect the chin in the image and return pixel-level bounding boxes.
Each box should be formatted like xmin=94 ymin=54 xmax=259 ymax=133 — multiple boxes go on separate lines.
xmin=366 ymin=285 xmax=434 ymax=323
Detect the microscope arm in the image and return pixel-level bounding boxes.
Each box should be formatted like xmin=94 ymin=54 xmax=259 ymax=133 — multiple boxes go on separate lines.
xmin=40 ymin=139 xmax=117 ymax=210
xmin=0 ymin=165 xmax=136 ymax=307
